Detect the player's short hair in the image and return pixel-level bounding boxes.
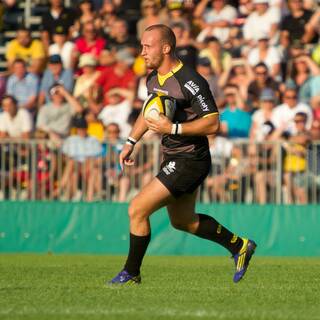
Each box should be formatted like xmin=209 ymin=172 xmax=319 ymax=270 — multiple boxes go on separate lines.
xmin=145 ymin=24 xmax=176 ymax=54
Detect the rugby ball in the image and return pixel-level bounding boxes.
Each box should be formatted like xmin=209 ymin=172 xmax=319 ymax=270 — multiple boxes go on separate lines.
xmin=142 ymin=93 xmax=176 ymax=121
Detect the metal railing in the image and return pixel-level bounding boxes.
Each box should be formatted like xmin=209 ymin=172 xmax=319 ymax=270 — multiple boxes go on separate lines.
xmin=0 ymin=139 xmax=319 ymax=204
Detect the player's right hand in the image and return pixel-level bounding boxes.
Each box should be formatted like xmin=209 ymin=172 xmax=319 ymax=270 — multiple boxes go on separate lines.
xmin=119 ymin=143 xmax=135 ymax=171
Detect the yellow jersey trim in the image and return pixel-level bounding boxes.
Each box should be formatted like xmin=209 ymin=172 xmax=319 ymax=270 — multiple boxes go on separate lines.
xmin=202 ymin=112 xmax=219 ymax=118
xmin=157 ymin=61 xmax=183 ymax=86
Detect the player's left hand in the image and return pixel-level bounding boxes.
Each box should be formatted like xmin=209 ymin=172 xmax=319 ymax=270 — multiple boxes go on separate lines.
xmin=145 ymin=114 xmax=172 ymax=134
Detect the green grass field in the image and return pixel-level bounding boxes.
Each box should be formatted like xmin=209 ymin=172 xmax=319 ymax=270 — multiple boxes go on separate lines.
xmin=0 ymin=255 xmax=320 ymax=320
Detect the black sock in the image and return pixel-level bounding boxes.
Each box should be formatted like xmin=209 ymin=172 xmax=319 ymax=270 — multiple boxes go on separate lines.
xmin=124 ymin=233 xmax=151 ymax=276
xmin=194 ymin=213 xmax=243 ymax=255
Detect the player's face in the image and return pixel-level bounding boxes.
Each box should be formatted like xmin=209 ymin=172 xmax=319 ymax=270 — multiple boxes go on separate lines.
xmin=141 ymin=30 xmax=164 ymax=69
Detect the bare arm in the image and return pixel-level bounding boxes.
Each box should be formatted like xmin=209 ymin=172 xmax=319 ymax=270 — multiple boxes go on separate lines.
xmin=56 ymin=86 xmax=83 ymax=113
xmin=194 ymin=0 xmax=210 ymax=18
xmin=127 ymin=113 xmax=149 ymax=141
xmin=119 ymin=113 xmax=149 ymax=170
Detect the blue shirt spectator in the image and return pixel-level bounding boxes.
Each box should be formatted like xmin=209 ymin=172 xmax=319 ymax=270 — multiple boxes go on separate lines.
xmin=310 ymin=76 xmax=320 ymax=98
xmin=220 ymin=85 xmax=252 ymax=138
xmin=62 ymin=118 xmax=101 ymax=163
xmin=38 ymin=54 xmax=74 ymax=105
xmin=220 ymin=107 xmax=252 ymax=138
xmin=6 ymin=59 xmax=39 ymax=110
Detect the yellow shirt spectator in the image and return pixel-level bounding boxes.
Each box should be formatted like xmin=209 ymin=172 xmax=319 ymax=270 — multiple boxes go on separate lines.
xmin=6 ymin=39 xmax=46 ymax=64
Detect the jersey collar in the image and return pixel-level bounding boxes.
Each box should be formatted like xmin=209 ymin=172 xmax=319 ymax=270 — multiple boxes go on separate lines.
xmin=157 ymin=60 xmax=183 ymax=86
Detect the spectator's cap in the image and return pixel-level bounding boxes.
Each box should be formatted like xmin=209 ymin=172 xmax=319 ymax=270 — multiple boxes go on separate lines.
xmin=257 ymin=32 xmax=269 ymax=41
xmin=79 ymin=0 xmax=92 ymax=4
xmin=72 ymin=117 xmax=88 ymax=129
xmin=285 ymin=79 xmax=297 ymax=90
xmin=205 ymin=36 xmax=220 ymax=44
xmin=262 ymin=121 xmax=275 ymax=137
xmin=79 ymin=53 xmax=97 ymax=67
xmin=197 ymin=56 xmax=211 ymax=67
xmin=53 ymin=25 xmax=68 ymax=35
xmin=253 ymin=0 xmax=269 ymax=4
xmin=260 ymin=88 xmax=275 ymax=101
xmin=49 ymin=83 xmax=61 ymax=96
xmin=48 ymin=54 xmax=62 ymax=64
xmin=116 ymin=49 xmax=135 ymax=65
xmin=167 ymin=1 xmax=183 ymax=10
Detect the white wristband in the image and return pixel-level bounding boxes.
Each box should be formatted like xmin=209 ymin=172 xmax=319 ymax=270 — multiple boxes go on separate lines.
xmin=171 ymin=123 xmax=182 ymax=135
xmin=126 ymin=136 xmax=137 ymax=146
xmin=171 ymin=124 xmax=176 ymax=135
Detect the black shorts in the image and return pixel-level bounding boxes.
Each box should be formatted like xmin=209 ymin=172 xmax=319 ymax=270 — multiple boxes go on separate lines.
xmin=156 ymin=156 xmax=211 ymax=198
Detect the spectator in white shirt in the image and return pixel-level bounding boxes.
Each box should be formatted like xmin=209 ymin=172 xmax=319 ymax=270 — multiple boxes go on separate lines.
xmin=243 ymin=0 xmax=280 ymax=46
xmin=0 ymin=95 xmax=32 ymax=139
xmin=271 ymin=87 xmax=313 ymax=134
xmin=48 ymin=25 xmax=75 ymax=70
xmin=194 ymin=0 xmax=237 ymax=44
xmin=247 ymin=33 xmax=281 ymax=79
xmin=98 ymin=88 xmax=133 ymax=139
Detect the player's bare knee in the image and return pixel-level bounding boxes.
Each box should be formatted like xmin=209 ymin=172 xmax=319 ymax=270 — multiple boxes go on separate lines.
xmin=128 ymin=199 xmax=148 ymax=221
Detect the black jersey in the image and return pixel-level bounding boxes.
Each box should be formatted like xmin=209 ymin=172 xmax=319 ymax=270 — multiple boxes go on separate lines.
xmin=146 ymin=62 xmax=219 ymax=159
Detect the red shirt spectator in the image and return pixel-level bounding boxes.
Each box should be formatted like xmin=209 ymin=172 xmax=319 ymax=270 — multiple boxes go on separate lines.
xmin=73 ymin=21 xmax=106 ymax=66
xmin=96 ymin=49 xmax=136 ymax=106
xmin=75 ymin=36 xmax=106 ymax=58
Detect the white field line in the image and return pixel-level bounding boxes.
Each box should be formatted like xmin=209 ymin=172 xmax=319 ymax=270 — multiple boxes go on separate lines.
xmin=0 ymin=308 xmax=319 ymax=320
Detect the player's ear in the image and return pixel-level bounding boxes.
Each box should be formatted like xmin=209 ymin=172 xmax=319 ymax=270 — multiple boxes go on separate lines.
xmin=163 ymin=44 xmax=171 ymax=54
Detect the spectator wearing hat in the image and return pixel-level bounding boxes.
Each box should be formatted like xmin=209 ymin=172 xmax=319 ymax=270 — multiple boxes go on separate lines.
xmin=5 ymin=27 xmax=46 ymax=74
xmin=36 ymin=85 xmax=83 ymax=145
xmin=48 ymin=25 xmax=75 ymax=69
xmin=59 ymin=117 xmax=102 ymax=201
xmin=38 ymin=54 xmax=74 ymax=106
xmin=136 ymin=0 xmax=164 ymax=40
xmin=247 ymin=33 xmax=281 ymax=79
xmin=6 ymin=59 xmax=39 ymax=111
xmin=280 ymin=0 xmax=316 ymax=45
xmin=41 ymin=0 xmax=76 ymax=50
xmin=243 ymin=0 xmax=280 ymax=46
xmin=95 ymin=49 xmax=136 ymax=106
xmin=198 ymin=36 xmax=232 ymax=75
xmin=171 ymin=22 xmax=198 ymax=68
xmin=166 ymin=0 xmax=191 ymax=31
xmin=271 ymin=87 xmax=313 ymax=135
xmin=194 ymin=0 xmax=237 ymax=44
xmin=73 ymin=54 xmax=101 ymax=109
xmin=196 ymin=56 xmax=224 ymax=109
xmin=0 ymin=95 xmax=33 ymax=139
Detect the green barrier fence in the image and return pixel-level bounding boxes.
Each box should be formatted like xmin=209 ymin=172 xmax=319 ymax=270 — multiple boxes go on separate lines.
xmin=0 ymin=201 xmax=319 ymax=256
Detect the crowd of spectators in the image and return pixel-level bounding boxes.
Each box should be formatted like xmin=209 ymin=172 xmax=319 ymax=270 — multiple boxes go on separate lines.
xmin=0 ymin=0 xmax=319 ymax=203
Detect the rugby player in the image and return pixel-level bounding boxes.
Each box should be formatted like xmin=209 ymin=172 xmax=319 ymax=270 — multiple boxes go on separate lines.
xmin=109 ymin=24 xmax=256 ymax=285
